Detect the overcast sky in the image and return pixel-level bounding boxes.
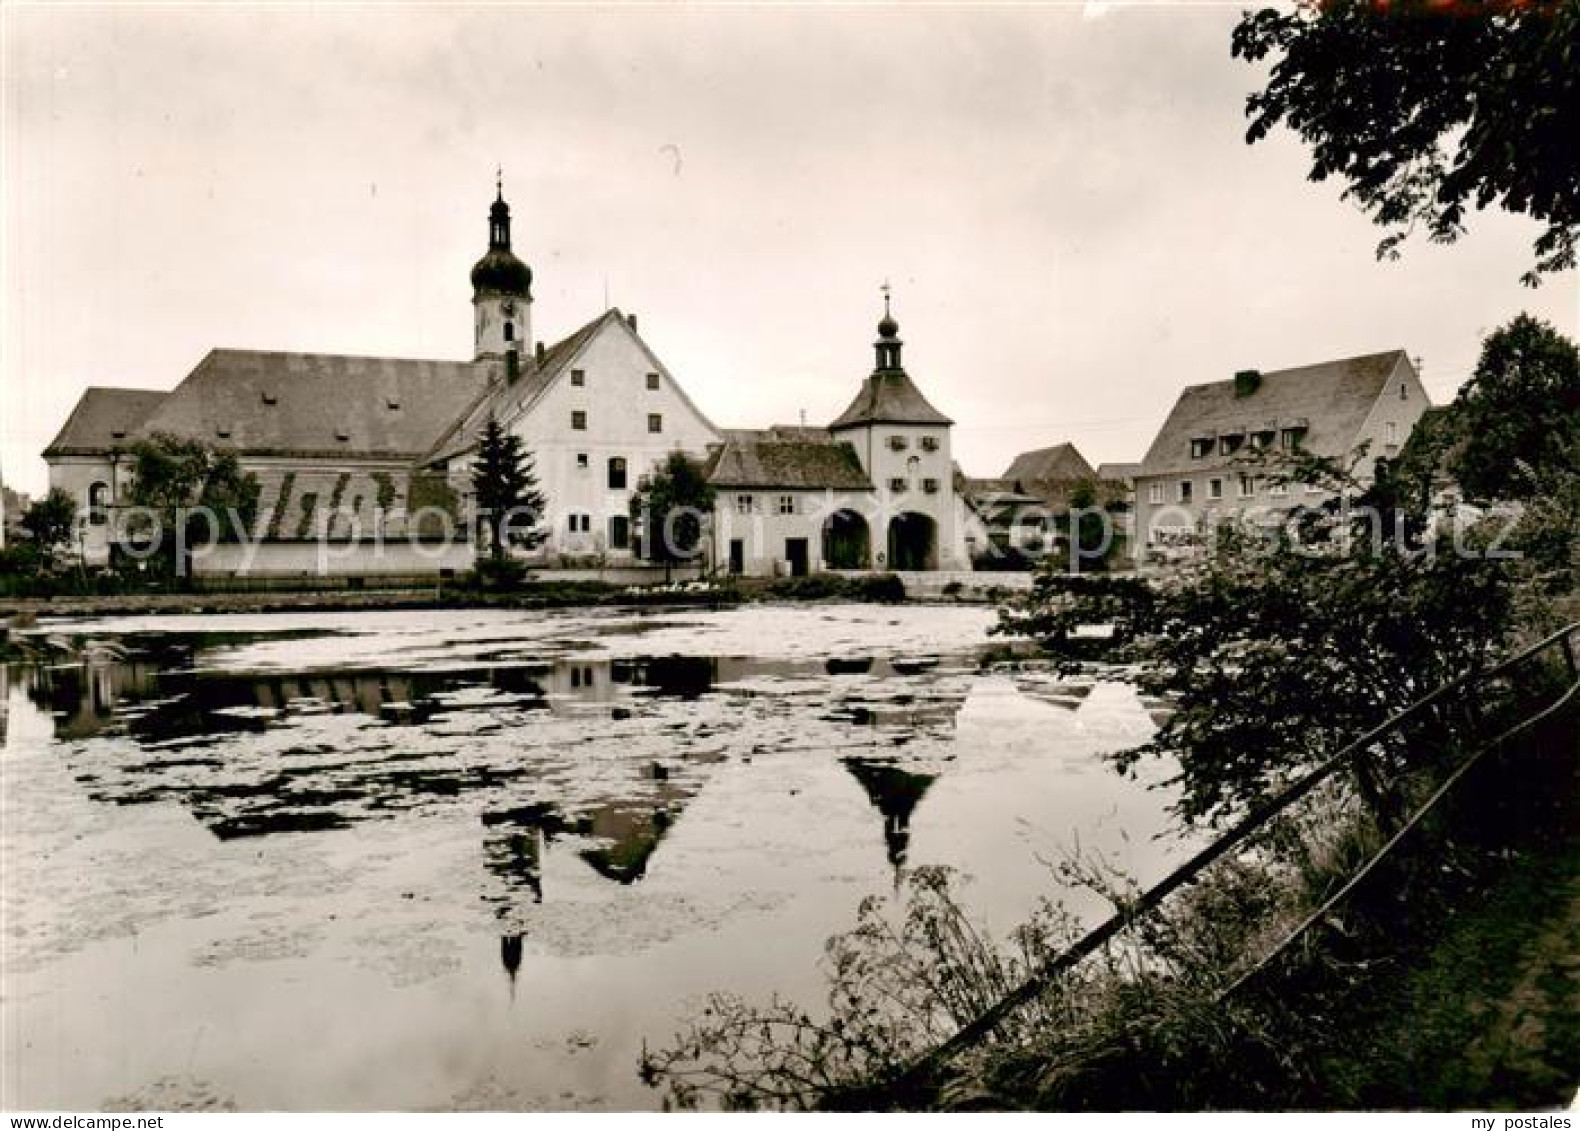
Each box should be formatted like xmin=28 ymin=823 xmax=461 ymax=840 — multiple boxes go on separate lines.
xmin=3 ymin=2 xmax=1575 ymax=497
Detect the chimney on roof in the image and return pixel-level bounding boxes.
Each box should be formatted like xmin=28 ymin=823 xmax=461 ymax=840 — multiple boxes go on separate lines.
xmin=627 ymin=312 xmax=638 ymax=332
xmin=505 ymin=349 xmax=520 ymax=385
xmin=1234 ymin=369 xmax=1262 ymax=398
xmin=535 ymin=340 xmax=545 ymax=363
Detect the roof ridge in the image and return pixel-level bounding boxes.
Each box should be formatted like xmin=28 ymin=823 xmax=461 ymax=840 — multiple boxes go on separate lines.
xmin=205 ymin=346 xmax=485 ymax=367
xmin=1179 ymin=348 xmax=1407 ymax=393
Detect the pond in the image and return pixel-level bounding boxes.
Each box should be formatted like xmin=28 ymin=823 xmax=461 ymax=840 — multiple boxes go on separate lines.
xmin=1 ymin=603 xmax=1184 ymax=1111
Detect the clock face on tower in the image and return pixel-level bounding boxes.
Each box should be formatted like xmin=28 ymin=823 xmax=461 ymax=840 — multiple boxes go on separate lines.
xmin=500 ymin=299 xmax=517 ymax=318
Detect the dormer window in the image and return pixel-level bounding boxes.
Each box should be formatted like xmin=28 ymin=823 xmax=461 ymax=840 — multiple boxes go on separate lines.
xmin=261 ymin=392 xmax=278 ymax=406
xmin=216 ymin=427 xmax=232 ymax=439
xmin=1280 ymin=426 xmax=1307 ymax=451
xmin=335 ymin=428 xmax=350 ymax=442
xmin=1190 ymin=437 xmax=1214 ymax=459
xmin=1251 ymin=430 xmax=1276 ymax=451
xmin=110 ymin=428 xmax=126 ymax=439
xmin=386 ymin=398 xmax=401 ymax=411
xmin=1219 ymin=433 xmax=1244 ymax=456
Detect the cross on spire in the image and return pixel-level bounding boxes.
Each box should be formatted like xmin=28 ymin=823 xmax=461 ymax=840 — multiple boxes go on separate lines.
xmin=495 ymin=164 xmax=504 ymax=200
xmin=881 ymin=279 xmax=892 ymax=319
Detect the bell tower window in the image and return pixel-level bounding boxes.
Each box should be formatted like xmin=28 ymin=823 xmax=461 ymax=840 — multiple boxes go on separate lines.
xmin=504 ymin=321 xmax=514 ymax=343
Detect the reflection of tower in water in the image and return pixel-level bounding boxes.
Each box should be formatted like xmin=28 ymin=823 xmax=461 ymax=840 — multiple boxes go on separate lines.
xmin=841 ymin=758 xmax=937 ymax=884
xmin=501 ymin=932 xmax=524 ymax=995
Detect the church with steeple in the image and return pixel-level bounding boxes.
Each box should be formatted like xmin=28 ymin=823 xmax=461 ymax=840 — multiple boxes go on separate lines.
xmin=41 ymin=180 xmax=968 ymax=578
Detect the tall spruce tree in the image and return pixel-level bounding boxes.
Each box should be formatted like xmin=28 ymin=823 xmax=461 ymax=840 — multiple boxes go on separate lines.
xmin=470 ymin=416 xmax=547 ymax=566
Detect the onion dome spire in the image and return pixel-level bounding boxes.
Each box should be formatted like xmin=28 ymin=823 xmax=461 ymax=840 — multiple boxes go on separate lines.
xmin=471 ymin=170 xmax=533 ymax=297
xmin=875 ymin=283 xmax=902 ymax=370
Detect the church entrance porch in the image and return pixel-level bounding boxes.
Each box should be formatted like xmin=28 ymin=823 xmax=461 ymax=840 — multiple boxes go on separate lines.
xmin=822 ymin=509 xmax=871 ymax=571
xmin=886 ymin=512 xmax=937 ymax=572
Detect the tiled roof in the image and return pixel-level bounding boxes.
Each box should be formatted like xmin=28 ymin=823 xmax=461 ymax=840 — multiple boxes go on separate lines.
xmin=43 ymin=387 xmax=168 ymax=457
xmin=1095 ymin=462 xmax=1143 ymax=483
xmin=131 ymin=349 xmax=494 ymax=459
xmin=1003 ymin=443 xmax=1095 ymax=483
xmin=829 ymin=370 xmax=953 ymax=430
xmin=423 ymin=307 xmax=719 ymax=465
xmin=960 ymin=477 xmax=1041 ymax=504
xmin=704 ymin=428 xmax=873 ymax=490
xmin=1138 ymin=350 xmax=1409 ymax=477
xmin=423 ymin=309 xmax=617 ymax=464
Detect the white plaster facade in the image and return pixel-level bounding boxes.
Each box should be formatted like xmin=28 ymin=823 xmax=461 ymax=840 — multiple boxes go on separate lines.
xmin=452 ymin=313 xmax=721 ymax=561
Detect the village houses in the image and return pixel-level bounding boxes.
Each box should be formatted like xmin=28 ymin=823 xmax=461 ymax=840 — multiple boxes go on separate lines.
xmin=41 ymin=184 xmax=1433 ymax=580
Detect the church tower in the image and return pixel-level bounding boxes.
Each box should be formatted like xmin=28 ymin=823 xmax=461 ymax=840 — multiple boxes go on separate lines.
xmin=470 ymin=175 xmax=533 ymax=362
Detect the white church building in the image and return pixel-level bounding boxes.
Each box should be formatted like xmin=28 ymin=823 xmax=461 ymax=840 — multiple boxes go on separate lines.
xmin=43 ymin=184 xmax=973 ymax=579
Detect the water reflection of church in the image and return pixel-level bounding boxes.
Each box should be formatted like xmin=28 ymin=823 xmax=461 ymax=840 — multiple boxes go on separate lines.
xmin=18 ymin=647 xmax=964 ymax=985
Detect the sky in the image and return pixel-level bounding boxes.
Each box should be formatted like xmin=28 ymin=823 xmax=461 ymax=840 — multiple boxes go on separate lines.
xmin=3 ymin=2 xmax=1576 ymax=498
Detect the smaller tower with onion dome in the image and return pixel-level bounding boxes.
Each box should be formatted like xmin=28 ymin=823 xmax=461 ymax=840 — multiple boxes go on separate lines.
xmin=828 ymin=287 xmax=958 ymax=571
xmin=471 ymin=172 xmax=534 ymax=362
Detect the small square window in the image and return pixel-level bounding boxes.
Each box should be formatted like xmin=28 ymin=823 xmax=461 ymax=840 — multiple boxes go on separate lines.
xmin=576 ymin=453 xmax=589 ymax=469
xmin=920 ymin=436 xmax=940 ymax=452
xmin=571 ymin=369 xmax=586 ymax=387
xmin=922 ymin=478 xmax=940 ymax=494
xmin=778 ymin=495 xmax=796 ymax=515
xmin=646 ymin=372 xmax=660 ymax=390
xmin=889 ymin=477 xmax=907 ymax=493
xmin=735 ymin=494 xmax=755 ymax=515
xmin=572 ymin=411 xmax=587 ymax=431
xmin=647 ymin=413 xmax=662 ymax=434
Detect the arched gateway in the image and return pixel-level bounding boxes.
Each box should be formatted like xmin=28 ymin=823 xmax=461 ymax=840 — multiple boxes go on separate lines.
xmin=886 ymin=512 xmax=937 ymax=572
xmin=822 ymin=509 xmax=871 ymax=570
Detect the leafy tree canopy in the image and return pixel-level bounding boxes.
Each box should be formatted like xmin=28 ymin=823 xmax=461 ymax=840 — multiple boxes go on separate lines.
xmin=630 ymin=451 xmax=716 ymax=569
xmin=997 ymin=455 xmax=1516 ymax=828
xmin=126 ymin=433 xmax=260 ymax=566
xmin=1233 ymin=1 xmax=1580 ymax=285
xmin=20 ymin=488 xmax=78 ymax=563
xmin=469 ymin=416 xmax=547 ymax=565
xmin=1439 ymin=313 xmax=1580 ymax=502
